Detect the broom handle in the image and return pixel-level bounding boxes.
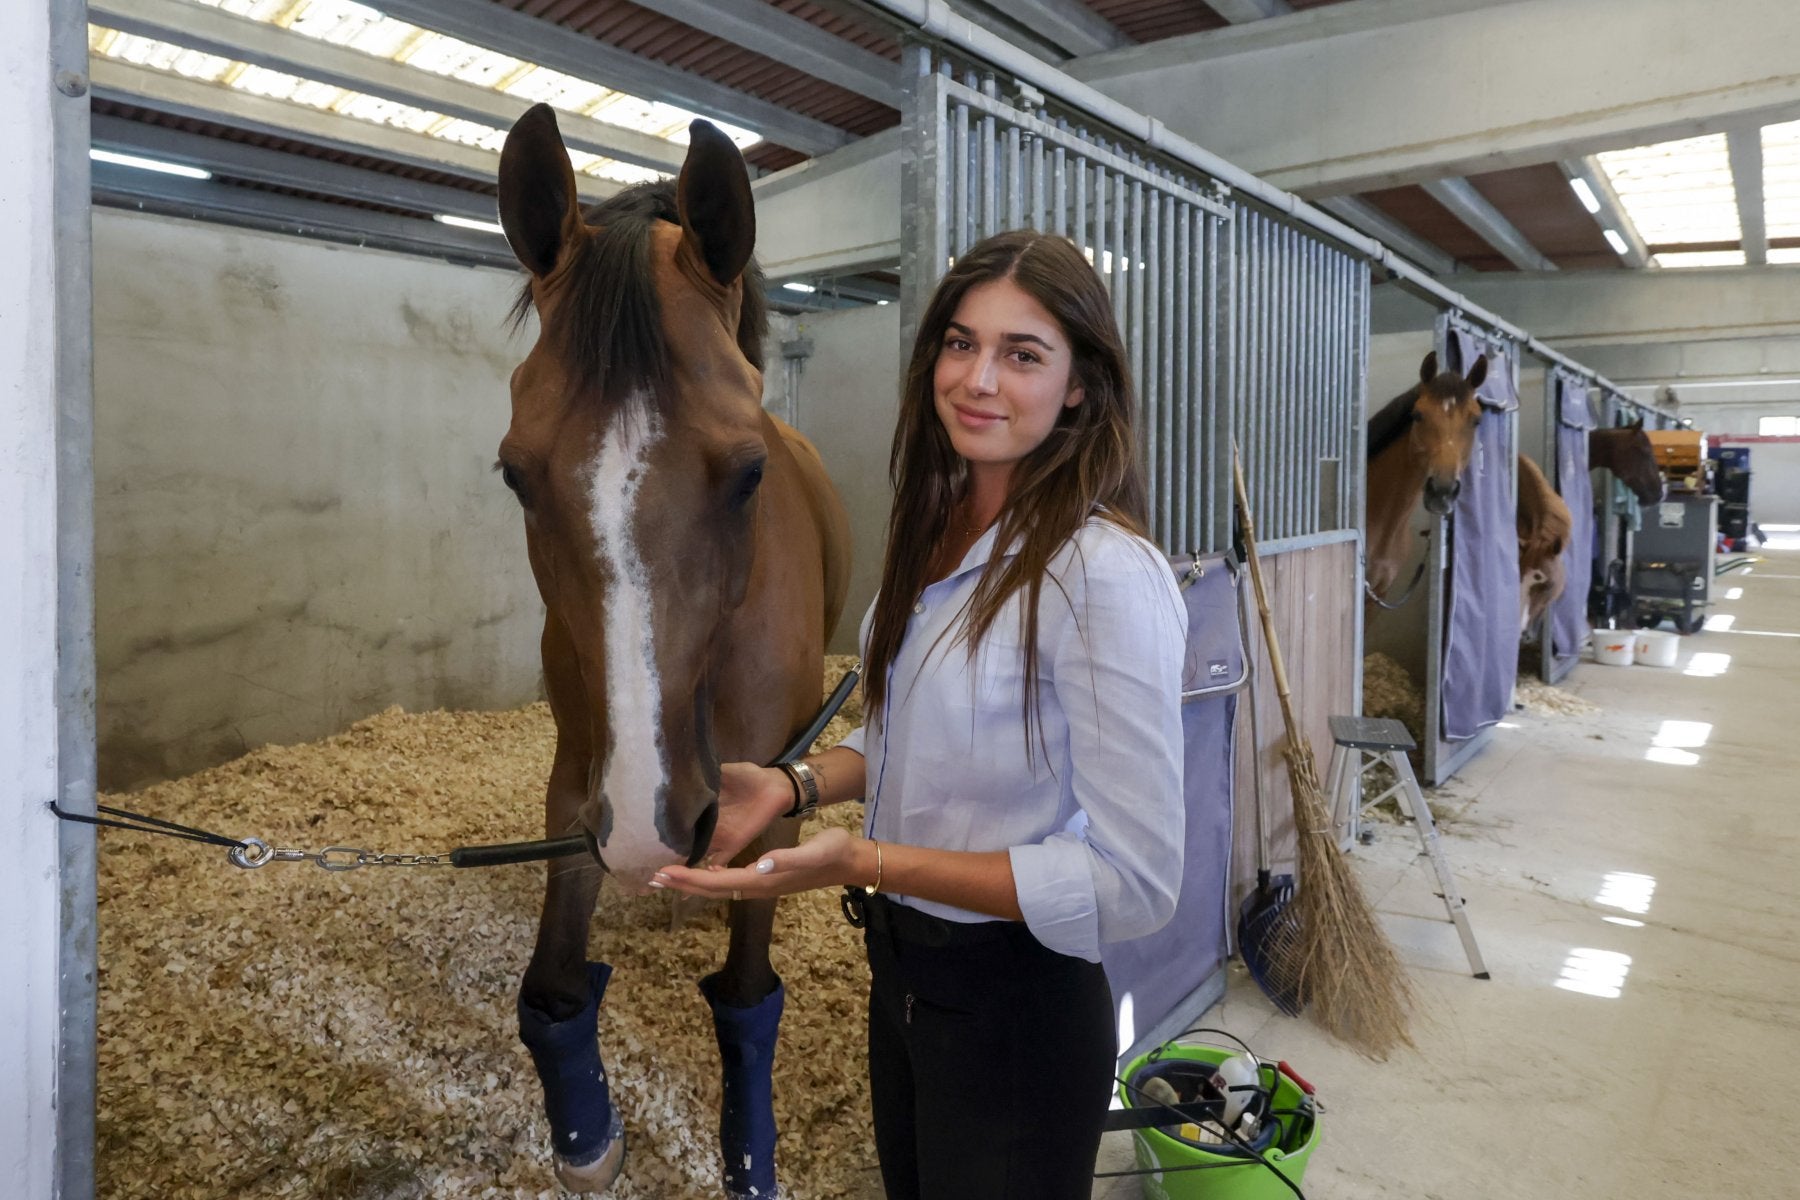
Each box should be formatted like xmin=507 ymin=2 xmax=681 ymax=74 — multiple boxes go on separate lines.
xmin=1231 ymin=444 xmax=1304 ymax=740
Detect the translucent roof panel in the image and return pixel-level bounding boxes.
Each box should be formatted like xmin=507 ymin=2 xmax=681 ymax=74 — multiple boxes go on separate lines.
xmin=89 ymin=25 xmax=628 ymax=181
xmin=1761 ymin=120 xmax=1800 ymax=241
xmin=1597 ymin=133 xmax=1741 ymax=247
xmin=1765 ymin=247 xmax=1800 ymax=265
xmin=1651 ymin=250 xmax=1747 ymax=269
xmin=181 ymin=0 xmax=760 ymax=151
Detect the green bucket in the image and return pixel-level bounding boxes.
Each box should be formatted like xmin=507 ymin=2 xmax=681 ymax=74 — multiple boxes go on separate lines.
xmin=1116 ymin=1042 xmax=1319 ymax=1200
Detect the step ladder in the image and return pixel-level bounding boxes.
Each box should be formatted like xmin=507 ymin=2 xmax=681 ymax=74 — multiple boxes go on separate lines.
xmin=1325 ymin=715 xmax=1489 ymax=980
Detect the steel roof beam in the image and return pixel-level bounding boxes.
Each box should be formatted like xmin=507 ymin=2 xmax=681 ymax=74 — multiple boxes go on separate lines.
xmin=1558 ymin=157 xmax=1649 ymax=269
xmin=1207 ymin=0 xmax=1295 ymax=22
xmin=970 ymin=0 xmax=1128 ymax=57
xmin=625 ymin=0 xmax=900 ymax=105
xmin=91 ymin=115 xmax=500 ymax=222
xmin=371 ymin=0 xmax=853 ymax=156
xmin=1069 ymin=0 xmax=1800 ymax=195
xmin=1420 ymin=177 xmax=1557 ymax=272
xmin=90 ymin=161 xmax=518 ymax=270
xmin=1315 ymin=195 xmax=1457 ymax=276
xmin=90 ymin=0 xmax=686 ymax=175
xmin=90 ymin=59 xmax=619 ymax=206
xmin=1727 ymin=127 xmax=1769 ymax=265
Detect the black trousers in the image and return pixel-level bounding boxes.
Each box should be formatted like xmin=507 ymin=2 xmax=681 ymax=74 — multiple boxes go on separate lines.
xmin=862 ymin=895 xmax=1116 ymax=1200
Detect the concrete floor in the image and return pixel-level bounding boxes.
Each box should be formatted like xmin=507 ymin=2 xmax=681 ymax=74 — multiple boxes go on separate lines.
xmin=1092 ymin=542 xmax=1800 ymax=1199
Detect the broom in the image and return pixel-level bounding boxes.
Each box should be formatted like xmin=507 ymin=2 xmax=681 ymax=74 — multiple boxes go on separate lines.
xmin=1232 ymin=444 xmax=1415 ymax=1059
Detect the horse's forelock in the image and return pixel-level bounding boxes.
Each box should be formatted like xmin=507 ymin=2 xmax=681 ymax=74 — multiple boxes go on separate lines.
xmin=508 ymin=178 xmax=768 ymax=411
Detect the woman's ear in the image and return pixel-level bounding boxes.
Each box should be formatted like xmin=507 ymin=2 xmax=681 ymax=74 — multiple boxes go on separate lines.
xmin=1063 ymin=383 xmax=1085 ymax=409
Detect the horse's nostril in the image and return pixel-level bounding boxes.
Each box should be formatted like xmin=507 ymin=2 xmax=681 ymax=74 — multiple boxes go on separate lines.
xmin=687 ymin=800 xmax=718 ymax=868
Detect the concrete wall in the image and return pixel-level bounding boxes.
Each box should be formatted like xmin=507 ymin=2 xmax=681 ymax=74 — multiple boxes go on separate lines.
xmin=94 ymin=210 xmax=544 ymax=790
xmin=790 ymin=301 xmax=904 ymax=653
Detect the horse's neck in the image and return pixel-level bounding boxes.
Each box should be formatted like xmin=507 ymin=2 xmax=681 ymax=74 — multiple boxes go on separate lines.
xmin=1366 ymin=440 xmax=1429 ymax=542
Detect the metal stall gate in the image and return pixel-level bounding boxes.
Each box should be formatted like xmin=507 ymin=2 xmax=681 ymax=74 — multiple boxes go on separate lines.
xmin=1423 ymin=314 xmax=1522 ymax=786
xmin=1540 ymin=369 xmax=1596 ymax=684
xmin=898 ymin=43 xmax=1368 ymax=1058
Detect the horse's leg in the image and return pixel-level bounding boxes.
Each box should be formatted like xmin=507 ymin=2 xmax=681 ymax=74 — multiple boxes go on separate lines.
xmin=518 ymin=619 xmax=625 ymax=1193
xmin=701 ymin=825 xmax=799 ymax=1200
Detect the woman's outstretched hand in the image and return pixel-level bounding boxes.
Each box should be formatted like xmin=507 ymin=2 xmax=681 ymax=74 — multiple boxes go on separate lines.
xmin=700 ymin=761 xmax=796 ymax=868
xmin=656 ymin=826 xmax=863 ymax=901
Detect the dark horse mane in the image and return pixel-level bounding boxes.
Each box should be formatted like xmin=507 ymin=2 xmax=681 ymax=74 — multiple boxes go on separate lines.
xmin=1366 ymin=386 xmax=1423 ymax=461
xmin=508 ymin=179 xmax=768 ymax=412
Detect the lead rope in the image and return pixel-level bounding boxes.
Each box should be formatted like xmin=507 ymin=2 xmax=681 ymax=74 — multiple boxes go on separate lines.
xmin=50 ymin=661 xmax=862 ymax=873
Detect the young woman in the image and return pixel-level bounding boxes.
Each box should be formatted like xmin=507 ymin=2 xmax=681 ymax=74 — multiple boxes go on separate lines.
xmin=654 ymin=230 xmax=1187 ymax=1198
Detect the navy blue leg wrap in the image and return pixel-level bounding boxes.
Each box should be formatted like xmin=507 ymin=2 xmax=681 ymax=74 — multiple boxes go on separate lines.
xmin=700 ymin=972 xmax=784 ymax=1199
xmin=518 ymin=962 xmax=623 ymax=1169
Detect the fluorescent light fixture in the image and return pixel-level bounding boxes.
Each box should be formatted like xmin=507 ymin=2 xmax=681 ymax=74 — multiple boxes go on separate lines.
xmin=90 ymin=147 xmax=212 ymax=180
xmin=782 ymin=282 xmax=817 ymax=294
xmin=1603 ymin=917 xmax=1645 ymax=928
xmin=1602 ymin=228 xmax=1629 ymax=255
xmin=435 ymin=213 xmax=505 ymax=235
xmin=1570 ymin=177 xmax=1602 ymax=213
xmin=877 ymin=300 xmax=891 ymax=306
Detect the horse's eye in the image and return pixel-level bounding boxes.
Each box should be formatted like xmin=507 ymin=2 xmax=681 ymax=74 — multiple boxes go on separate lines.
xmin=731 ymin=462 xmax=765 ymax=509
xmin=500 ymin=464 xmax=524 ymax=493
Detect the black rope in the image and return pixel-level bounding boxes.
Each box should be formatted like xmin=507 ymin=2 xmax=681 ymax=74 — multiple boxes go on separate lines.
xmin=49 ymin=662 xmax=864 ymax=870
xmin=48 ymin=802 xmax=247 ymax=850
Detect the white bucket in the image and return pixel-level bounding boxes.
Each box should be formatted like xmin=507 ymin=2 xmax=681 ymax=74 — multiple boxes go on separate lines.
xmin=1636 ymin=629 xmax=1680 ymax=668
xmin=1592 ymin=628 xmax=1637 ymax=666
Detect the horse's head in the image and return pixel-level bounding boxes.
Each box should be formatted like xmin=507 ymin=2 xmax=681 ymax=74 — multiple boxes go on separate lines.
xmin=1615 ymin=419 xmax=1666 ymax=506
xmin=496 ymin=104 xmax=767 ymax=886
xmin=1410 ymin=351 xmax=1488 ymax=516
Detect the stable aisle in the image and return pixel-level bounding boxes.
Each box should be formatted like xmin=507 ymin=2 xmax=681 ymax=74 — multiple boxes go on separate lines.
xmin=1094 ymin=548 xmax=1800 ymax=1200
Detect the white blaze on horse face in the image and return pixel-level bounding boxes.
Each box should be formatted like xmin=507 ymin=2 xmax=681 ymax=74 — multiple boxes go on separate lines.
xmin=585 ymin=410 xmax=676 ymax=885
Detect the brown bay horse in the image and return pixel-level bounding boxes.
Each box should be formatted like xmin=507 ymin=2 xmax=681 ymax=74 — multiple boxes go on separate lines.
xmin=495 ymin=104 xmax=850 ymax=1195
xmin=1516 ymin=453 xmax=1574 ymax=632
xmin=1589 ymin=419 xmax=1665 ymax=507
xmin=1364 ymin=351 xmax=1489 ymax=608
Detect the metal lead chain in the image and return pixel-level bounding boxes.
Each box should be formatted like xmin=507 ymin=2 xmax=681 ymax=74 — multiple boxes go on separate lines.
xmin=228 ymin=837 xmax=448 ymax=871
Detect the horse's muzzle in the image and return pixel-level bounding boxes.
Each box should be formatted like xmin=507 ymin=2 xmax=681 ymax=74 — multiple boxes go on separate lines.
xmin=1423 ymin=481 xmax=1461 ymax=516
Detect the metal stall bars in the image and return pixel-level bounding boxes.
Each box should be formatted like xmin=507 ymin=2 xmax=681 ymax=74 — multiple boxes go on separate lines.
xmin=898 ymin=46 xmax=1369 ymax=563
xmin=1423 ymin=312 xmax=1523 ymax=787
xmin=900 ymin=45 xmax=1235 ymax=555
xmin=1540 ymin=368 xmax=1597 ymax=684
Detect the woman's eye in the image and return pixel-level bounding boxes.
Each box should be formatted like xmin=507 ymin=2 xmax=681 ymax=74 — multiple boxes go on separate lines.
xmin=944 ymin=337 xmax=973 ymax=352
xmin=1011 ymin=349 xmax=1041 ymax=365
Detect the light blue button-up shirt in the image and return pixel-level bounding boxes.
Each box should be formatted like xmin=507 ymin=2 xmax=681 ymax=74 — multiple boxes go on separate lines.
xmin=838 ymin=515 xmax=1187 ymax=962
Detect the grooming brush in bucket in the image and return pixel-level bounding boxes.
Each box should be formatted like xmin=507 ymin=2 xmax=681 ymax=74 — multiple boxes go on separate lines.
xmin=1232 ymin=445 xmax=1413 ymax=1058
xmin=1117 ymin=1034 xmax=1320 ymax=1200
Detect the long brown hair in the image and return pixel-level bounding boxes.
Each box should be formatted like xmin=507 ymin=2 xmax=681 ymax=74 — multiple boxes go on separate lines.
xmin=864 ymin=230 xmax=1149 ymax=735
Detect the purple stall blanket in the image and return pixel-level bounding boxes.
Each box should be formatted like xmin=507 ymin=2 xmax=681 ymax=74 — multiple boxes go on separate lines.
xmin=1100 ymin=553 xmax=1242 ymax=1057
xmin=1441 ymin=330 xmax=1520 ymax=742
xmin=1550 ymin=379 xmax=1596 ymax=665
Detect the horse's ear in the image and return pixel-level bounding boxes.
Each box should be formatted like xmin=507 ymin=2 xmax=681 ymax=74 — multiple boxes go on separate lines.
xmin=1419 ymin=351 xmax=1438 ymax=384
xmin=677 ymin=119 xmax=756 ymax=286
xmin=1465 ymin=354 xmax=1488 ymax=391
xmin=499 ymin=104 xmax=585 ymax=278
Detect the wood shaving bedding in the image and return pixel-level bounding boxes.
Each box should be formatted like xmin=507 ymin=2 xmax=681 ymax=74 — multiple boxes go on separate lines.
xmin=97 ymin=657 xmax=879 ymax=1200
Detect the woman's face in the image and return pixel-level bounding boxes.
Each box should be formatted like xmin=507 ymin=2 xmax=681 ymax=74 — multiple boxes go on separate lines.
xmin=933 ymin=277 xmax=1084 ymax=487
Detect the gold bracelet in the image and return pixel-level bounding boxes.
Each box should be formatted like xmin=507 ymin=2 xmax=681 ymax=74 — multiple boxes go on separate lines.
xmin=865 ymin=839 xmax=883 ymax=896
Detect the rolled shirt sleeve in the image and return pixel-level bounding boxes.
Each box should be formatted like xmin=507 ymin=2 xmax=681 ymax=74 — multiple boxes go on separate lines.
xmin=835 ymin=723 xmax=867 ymax=758
xmin=1008 ymin=528 xmax=1187 ymax=961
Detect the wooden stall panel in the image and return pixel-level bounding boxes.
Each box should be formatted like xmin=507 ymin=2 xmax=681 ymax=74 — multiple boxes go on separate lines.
xmin=1228 ymin=538 xmax=1360 ymax=926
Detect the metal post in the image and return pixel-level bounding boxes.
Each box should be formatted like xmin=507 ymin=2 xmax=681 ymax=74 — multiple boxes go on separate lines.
xmin=900 ymin=44 xmax=948 ymax=359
